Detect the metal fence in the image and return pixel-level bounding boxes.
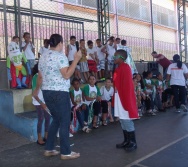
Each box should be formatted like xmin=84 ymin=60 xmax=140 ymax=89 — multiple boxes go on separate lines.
xmin=0 ymin=0 xmax=179 ymax=61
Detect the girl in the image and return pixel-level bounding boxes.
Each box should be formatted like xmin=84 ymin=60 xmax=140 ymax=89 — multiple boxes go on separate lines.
xmin=32 ymin=63 xmax=50 ymax=145
xmin=100 ymin=78 xmax=114 ymax=125
xmin=143 ymin=71 xmax=156 ymax=115
xmin=83 ymin=75 xmax=102 ymax=128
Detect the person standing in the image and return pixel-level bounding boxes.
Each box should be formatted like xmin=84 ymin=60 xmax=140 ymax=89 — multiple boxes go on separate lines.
xmin=114 ymin=49 xmax=138 ymax=151
xmin=166 ymin=54 xmax=188 ymax=113
xmin=33 ymin=34 xmax=81 ymax=160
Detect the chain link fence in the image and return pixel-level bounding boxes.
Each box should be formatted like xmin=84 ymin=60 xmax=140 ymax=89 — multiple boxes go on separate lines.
xmin=0 ymin=0 xmax=180 ymax=61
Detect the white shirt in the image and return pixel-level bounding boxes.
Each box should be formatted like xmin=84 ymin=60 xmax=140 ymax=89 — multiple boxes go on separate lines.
xmin=106 ymin=44 xmax=115 ymax=60
xmin=70 ymin=88 xmax=83 ymax=107
xmin=167 ymin=63 xmax=188 ymax=86
xmin=85 ymin=85 xmax=98 ymax=105
xmin=22 ymin=41 xmax=35 ymax=60
xmin=67 ymin=44 xmax=77 ymax=61
xmin=39 ymin=46 xmax=49 ymax=55
xmin=32 ymin=89 xmax=45 ymax=105
xmin=87 ymin=47 xmax=96 ymax=60
xmin=100 ymin=86 xmax=114 ymax=101
xmin=95 ymin=46 xmax=105 ymax=61
xmin=39 ymin=50 xmax=70 ymax=91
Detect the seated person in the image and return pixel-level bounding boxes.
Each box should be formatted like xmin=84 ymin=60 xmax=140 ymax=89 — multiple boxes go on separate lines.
xmin=70 ymin=78 xmax=91 ymax=133
xmin=83 ymin=75 xmax=101 ymax=128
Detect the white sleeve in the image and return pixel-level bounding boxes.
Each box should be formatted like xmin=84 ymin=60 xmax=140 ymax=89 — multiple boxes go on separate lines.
xmin=110 ymin=87 xmax=114 ymax=96
xmin=167 ymin=65 xmax=171 ymax=75
xmin=100 ymin=86 xmax=104 ymax=95
xmin=39 ymin=47 xmax=42 ymax=54
xmin=57 ymin=54 xmax=69 ymax=69
xmin=183 ymin=64 xmax=188 ymax=74
xmin=21 ymin=42 xmax=25 ymax=48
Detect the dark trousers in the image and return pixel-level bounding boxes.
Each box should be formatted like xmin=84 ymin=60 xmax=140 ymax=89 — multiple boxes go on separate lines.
xmin=75 ymin=105 xmax=89 ymax=128
xmin=43 ymin=90 xmax=71 ymax=155
xmin=171 ymin=85 xmax=186 ymax=109
xmin=145 ymin=94 xmax=154 ymax=110
xmin=162 ymin=88 xmax=173 ymax=103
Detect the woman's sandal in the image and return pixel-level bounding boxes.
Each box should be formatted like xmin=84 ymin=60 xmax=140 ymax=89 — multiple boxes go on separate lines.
xmin=61 ymin=152 xmax=80 ymax=160
xmin=44 ymin=150 xmax=60 ymax=157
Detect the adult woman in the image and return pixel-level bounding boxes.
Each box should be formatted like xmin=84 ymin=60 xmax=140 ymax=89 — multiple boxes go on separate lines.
xmin=33 ymin=34 xmax=81 ymax=160
xmin=166 ymin=54 xmax=188 ymax=113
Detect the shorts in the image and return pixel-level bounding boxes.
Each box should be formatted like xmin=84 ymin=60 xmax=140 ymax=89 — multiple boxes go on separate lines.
xmin=97 ymin=60 xmax=105 ymax=71
xmin=28 ymin=59 xmax=36 ymax=69
xmin=108 ymin=60 xmax=114 ymax=71
xmin=101 ymin=100 xmax=108 ymax=113
xmin=87 ymin=60 xmax=97 ymax=73
xmin=79 ymin=61 xmax=89 ymax=72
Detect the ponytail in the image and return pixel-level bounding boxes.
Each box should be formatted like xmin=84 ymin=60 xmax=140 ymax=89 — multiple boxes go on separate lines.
xmin=173 ymin=54 xmax=182 ymax=69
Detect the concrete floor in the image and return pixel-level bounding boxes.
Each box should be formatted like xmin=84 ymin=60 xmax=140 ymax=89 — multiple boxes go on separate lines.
xmin=0 ymin=108 xmax=188 ymax=167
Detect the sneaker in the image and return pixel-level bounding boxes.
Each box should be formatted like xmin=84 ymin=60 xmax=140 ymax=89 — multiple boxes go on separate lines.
xmin=61 ymin=151 xmax=80 ymax=160
xmin=175 ymin=109 xmax=181 ymax=113
xmin=44 ymin=150 xmax=60 ymax=157
xmin=180 ymin=104 xmax=188 ymax=112
xmin=69 ymin=133 xmax=73 ymax=137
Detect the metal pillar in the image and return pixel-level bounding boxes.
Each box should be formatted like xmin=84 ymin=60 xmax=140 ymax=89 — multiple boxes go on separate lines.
xmin=97 ymin=0 xmax=110 ymax=45
xmin=30 ymin=0 xmax=34 ymax=43
xmin=14 ymin=0 xmax=18 ymax=35
xmin=177 ymin=0 xmax=187 ymax=62
xmin=150 ymin=0 xmax=154 ymax=53
xmin=3 ymin=0 xmax=8 ymax=57
xmin=17 ymin=0 xmax=22 ymax=49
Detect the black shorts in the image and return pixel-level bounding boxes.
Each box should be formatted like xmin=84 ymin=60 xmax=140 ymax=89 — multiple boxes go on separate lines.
xmin=101 ymin=100 xmax=108 ymax=113
xmin=92 ymin=101 xmax=101 ymax=116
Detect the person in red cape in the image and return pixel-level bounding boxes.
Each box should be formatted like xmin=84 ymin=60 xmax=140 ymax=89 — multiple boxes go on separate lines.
xmin=113 ymin=49 xmax=138 ymax=151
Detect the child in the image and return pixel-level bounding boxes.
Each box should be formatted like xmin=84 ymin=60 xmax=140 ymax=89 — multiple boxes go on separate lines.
xmin=143 ymin=71 xmax=156 ymax=115
xmin=133 ymin=78 xmax=141 ymax=118
xmin=79 ymin=39 xmax=89 ymax=82
xmin=12 ymin=36 xmax=20 ymax=44
xmin=38 ymin=39 xmax=49 ymax=58
xmin=113 ymin=49 xmax=138 ymax=152
xmin=22 ymin=32 xmax=35 ymax=70
xmin=70 ymin=78 xmax=91 ymax=133
xmin=102 ymin=37 xmax=116 ymax=78
xmin=32 ymin=63 xmax=50 ymax=145
xmin=87 ymin=40 xmax=98 ymax=80
xmin=155 ymin=73 xmax=165 ymax=111
xmin=100 ymin=78 xmax=114 ymax=125
xmin=95 ymin=39 xmax=105 ymax=80
xmin=83 ymin=75 xmax=101 ymax=128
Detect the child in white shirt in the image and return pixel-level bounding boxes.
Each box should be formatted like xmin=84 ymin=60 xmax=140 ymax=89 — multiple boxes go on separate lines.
xmin=100 ymin=78 xmax=114 ymax=124
xmin=38 ymin=39 xmax=49 ymax=58
xmin=22 ymin=32 xmax=35 ymax=69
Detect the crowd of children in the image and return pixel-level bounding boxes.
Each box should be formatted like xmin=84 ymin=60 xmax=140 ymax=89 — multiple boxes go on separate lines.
xmin=8 ymin=33 xmax=177 ymax=146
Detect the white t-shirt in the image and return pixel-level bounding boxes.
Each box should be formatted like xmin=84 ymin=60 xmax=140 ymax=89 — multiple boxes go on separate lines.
xmin=67 ymin=44 xmax=77 ymax=61
xmin=22 ymin=41 xmax=35 ymax=60
xmin=39 ymin=50 xmax=70 ymax=91
xmin=95 ymin=46 xmax=105 ymax=61
xmin=167 ymin=63 xmax=188 ymax=86
xmin=144 ymin=79 xmax=153 ymax=93
xmin=70 ymin=88 xmax=83 ymax=107
xmin=39 ymin=46 xmax=49 ymax=55
xmin=87 ymin=47 xmax=96 ymax=60
xmin=106 ymin=44 xmax=115 ymax=60
xmin=100 ymin=86 xmax=114 ymax=101
xmin=85 ymin=85 xmax=98 ymax=105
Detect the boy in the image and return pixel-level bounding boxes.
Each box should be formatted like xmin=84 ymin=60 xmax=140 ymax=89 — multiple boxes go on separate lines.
xmin=66 ymin=36 xmax=77 ymax=65
xmin=102 ymin=37 xmax=116 ymax=78
xmin=95 ymin=39 xmax=105 ymax=80
xmin=70 ymin=78 xmax=91 ymax=133
xmin=87 ymin=40 xmax=98 ymax=80
xmin=113 ymin=49 xmax=138 ymax=151
xmin=79 ymin=39 xmax=89 ymax=82
xmin=38 ymin=39 xmax=49 ymax=58
xmin=22 ymin=32 xmax=35 ymax=70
